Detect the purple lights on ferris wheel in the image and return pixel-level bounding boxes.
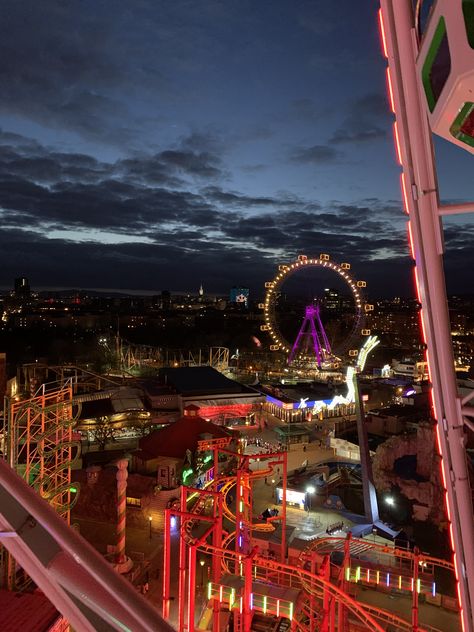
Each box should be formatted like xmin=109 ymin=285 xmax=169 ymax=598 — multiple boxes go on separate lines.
xmin=288 ymin=303 xmax=331 ymax=367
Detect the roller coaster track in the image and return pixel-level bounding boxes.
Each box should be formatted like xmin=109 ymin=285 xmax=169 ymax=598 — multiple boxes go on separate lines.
xmin=181 ymin=484 xmax=450 ymax=632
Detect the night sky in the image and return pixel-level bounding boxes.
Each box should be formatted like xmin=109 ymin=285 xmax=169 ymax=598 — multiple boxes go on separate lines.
xmin=1 ymin=0 xmax=473 ymax=298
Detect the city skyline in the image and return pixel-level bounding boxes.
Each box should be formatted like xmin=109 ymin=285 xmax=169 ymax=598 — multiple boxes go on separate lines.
xmin=0 ymin=0 xmax=473 ymax=297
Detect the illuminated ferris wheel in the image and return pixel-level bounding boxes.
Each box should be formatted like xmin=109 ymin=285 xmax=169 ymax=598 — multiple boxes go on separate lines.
xmin=260 ymin=254 xmax=373 ymax=365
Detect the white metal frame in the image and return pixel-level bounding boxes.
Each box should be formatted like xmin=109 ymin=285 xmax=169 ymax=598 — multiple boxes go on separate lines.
xmin=380 ymin=2 xmax=474 ymax=631
xmin=0 ymin=458 xmax=174 ymax=632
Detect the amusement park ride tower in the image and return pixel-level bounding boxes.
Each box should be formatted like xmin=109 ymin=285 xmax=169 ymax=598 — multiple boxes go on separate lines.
xmin=288 ymin=304 xmax=332 ymax=367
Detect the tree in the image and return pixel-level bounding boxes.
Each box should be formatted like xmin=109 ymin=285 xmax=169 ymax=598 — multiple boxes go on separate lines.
xmin=91 ymin=416 xmax=117 ymax=451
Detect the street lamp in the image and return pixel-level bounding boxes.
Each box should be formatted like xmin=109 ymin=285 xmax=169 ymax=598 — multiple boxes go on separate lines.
xmin=385 ymin=496 xmax=395 ymax=506
xmin=199 ymin=558 xmax=205 ymax=587
xmin=306 ymin=485 xmax=316 ymax=511
xmin=148 ymin=515 xmax=152 ymax=540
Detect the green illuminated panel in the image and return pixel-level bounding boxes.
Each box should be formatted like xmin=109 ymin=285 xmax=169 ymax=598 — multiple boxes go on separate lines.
xmin=463 ymin=1 xmax=474 ymax=49
xmin=422 ymin=17 xmax=451 ymax=113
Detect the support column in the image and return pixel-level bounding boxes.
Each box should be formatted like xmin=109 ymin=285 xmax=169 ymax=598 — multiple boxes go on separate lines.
xmin=162 ymin=508 xmax=171 ymax=619
xmin=187 ymin=546 xmax=197 ymax=632
xmin=353 ymin=374 xmax=379 ymax=523
xmin=243 ymin=553 xmax=253 ymax=632
xmin=178 ymin=487 xmax=187 ymax=632
xmin=212 ymin=494 xmax=223 ymax=632
xmin=115 ymin=459 xmax=128 ymax=565
xmin=412 ymin=547 xmax=419 ymax=632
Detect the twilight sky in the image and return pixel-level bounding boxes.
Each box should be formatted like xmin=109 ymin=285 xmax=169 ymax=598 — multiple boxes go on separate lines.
xmin=0 ymin=0 xmax=473 ymax=298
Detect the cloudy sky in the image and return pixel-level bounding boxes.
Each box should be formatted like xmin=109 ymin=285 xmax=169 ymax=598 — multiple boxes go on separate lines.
xmin=0 ymin=0 xmax=473 ymax=298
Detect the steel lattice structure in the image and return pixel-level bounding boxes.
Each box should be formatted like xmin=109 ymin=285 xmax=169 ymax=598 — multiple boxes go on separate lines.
xmin=3 ymin=382 xmax=81 ymax=590
xmin=162 ymin=442 xmax=458 ymax=632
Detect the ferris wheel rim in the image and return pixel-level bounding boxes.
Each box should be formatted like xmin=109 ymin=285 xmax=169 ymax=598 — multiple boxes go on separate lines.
xmin=263 ymin=256 xmax=367 ymax=357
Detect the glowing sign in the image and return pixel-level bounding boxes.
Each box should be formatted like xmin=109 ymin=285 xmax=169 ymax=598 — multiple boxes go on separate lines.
xmin=276 ymin=488 xmax=306 ymax=506
xmin=298 ymin=398 xmax=309 ymax=409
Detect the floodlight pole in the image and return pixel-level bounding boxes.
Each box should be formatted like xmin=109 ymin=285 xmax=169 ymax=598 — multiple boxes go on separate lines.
xmin=379 ymin=2 xmax=474 ymax=630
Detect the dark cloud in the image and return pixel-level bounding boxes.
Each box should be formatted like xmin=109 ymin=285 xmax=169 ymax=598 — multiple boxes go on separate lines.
xmin=289 ymin=144 xmax=341 ymax=164
xmin=330 ymin=94 xmax=391 ymax=145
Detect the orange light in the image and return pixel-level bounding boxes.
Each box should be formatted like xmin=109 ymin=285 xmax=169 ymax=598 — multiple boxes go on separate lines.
xmin=378 ymin=8 xmax=389 ymax=58
xmin=386 ymin=67 xmax=396 ymax=113
xmin=393 ymin=121 xmax=402 ymax=164
xmin=400 ymin=172 xmax=410 ymax=214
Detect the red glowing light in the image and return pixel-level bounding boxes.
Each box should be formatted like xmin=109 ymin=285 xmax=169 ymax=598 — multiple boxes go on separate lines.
xmin=407 ymin=221 xmax=416 ymax=260
xmin=386 ymin=67 xmax=396 ymax=113
xmin=378 ymin=9 xmax=388 ymax=58
xmin=393 ymin=121 xmax=402 ymax=165
xmin=418 ymin=310 xmax=427 ymax=344
xmin=400 ymin=172 xmax=410 ymax=214
xmin=413 ymin=267 xmax=422 ymax=303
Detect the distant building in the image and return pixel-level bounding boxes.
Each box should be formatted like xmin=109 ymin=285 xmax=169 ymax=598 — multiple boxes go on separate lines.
xmin=161 ymin=290 xmax=171 ymax=310
xmin=157 ymin=366 xmax=263 ymax=423
xmin=229 ymin=287 xmax=249 ymax=307
xmin=14 ymin=276 xmax=30 ymax=298
xmin=323 ymin=288 xmax=339 ymax=310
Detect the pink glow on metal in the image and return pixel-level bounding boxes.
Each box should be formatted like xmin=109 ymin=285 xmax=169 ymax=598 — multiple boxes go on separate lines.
xmin=393 ymin=121 xmax=403 ymax=164
xmin=400 ymin=172 xmax=410 ymax=214
xmin=378 ymin=8 xmax=389 ymax=58
xmin=386 ymin=67 xmax=396 ymax=113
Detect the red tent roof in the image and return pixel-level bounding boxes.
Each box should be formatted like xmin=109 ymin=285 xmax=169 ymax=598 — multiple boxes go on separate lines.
xmin=137 ymin=411 xmax=231 ymax=460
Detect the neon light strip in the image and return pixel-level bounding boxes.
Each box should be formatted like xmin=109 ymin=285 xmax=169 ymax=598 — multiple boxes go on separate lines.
xmin=376 ymin=570 xmax=380 ymax=585
xmin=378 ymin=8 xmax=388 ymax=58
xmin=250 ymin=593 xmax=253 ymax=610
xmin=263 ymin=595 xmax=267 ymax=614
xmin=398 ymin=575 xmax=402 ymax=590
xmin=289 ymin=602 xmax=294 ymax=621
xmin=400 ymin=172 xmax=410 ymax=214
xmin=355 ymin=566 xmax=361 ymax=582
xmin=411 ymin=578 xmax=414 ymax=592
xmin=417 ymin=579 xmax=421 ymax=593
xmin=386 ymin=67 xmax=396 ymax=113
xmin=432 ymin=582 xmax=436 ymax=597
xmin=207 ymin=582 xmax=212 ymax=600
xmin=407 ymin=221 xmax=416 ymax=261
xmin=346 ymin=567 xmax=351 ymax=582
xmin=366 ymin=569 xmax=370 ymax=583
xmin=418 ymin=308 xmax=427 ymax=343
xmin=386 ymin=572 xmax=390 ymax=587
xmin=393 ymin=121 xmax=402 ymax=164
xmin=219 ymin=585 xmax=223 ymax=602
xmin=276 ymin=599 xmax=280 ymax=617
